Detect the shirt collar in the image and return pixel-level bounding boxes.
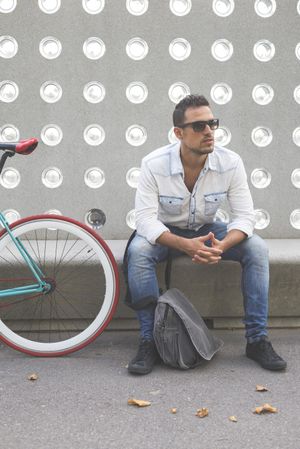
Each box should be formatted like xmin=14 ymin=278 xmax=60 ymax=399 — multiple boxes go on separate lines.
xmin=170 ymin=142 xmax=183 ymax=175
xmin=170 ymin=143 xmax=218 ymax=175
xmin=207 ymin=151 xmax=218 ymax=171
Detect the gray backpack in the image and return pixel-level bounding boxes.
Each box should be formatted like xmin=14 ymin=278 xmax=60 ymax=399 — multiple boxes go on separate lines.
xmin=154 ymin=288 xmax=223 ymax=369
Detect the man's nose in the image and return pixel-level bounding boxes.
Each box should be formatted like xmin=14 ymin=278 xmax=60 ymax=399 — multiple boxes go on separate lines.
xmin=203 ymin=124 xmax=213 ymax=134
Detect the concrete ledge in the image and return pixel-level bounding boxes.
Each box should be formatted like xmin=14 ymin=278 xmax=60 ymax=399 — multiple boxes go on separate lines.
xmin=107 ymin=239 xmax=300 ymax=326
xmin=1 ymin=238 xmax=300 ymax=328
xmin=107 ymin=238 xmax=300 ymax=265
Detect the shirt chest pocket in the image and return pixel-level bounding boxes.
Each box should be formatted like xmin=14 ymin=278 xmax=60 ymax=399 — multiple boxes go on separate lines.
xmin=159 ymin=195 xmax=184 ymax=215
xmin=204 ymin=192 xmax=227 ymax=215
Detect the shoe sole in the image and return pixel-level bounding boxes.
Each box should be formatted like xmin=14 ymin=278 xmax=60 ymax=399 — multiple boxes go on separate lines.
xmin=260 ymin=363 xmax=287 ymax=371
xmin=128 ymin=365 xmax=153 ymax=375
xmin=246 ymin=354 xmax=287 ymax=371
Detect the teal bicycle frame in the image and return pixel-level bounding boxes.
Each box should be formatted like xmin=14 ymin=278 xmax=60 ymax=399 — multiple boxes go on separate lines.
xmin=0 ymin=213 xmax=51 ymax=299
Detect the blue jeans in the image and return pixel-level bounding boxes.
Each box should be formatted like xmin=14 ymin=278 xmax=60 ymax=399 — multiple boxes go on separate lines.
xmin=126 ymin=222 xmax=269 ymax=343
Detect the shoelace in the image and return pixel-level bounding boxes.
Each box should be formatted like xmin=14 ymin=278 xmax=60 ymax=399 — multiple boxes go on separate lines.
xmin=137 ymin=340 xmax=153 ymax=358
xmin=259 ymin=339 xmax=281 ymax=361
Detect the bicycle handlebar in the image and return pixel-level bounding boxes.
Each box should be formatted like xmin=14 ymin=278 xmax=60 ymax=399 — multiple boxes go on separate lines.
xmin=0 ymin=138 xmax=38 ymax=155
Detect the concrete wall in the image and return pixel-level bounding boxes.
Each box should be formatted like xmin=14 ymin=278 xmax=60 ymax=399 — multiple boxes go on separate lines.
xmin=1 ymin=0 xmax=300 ymax=239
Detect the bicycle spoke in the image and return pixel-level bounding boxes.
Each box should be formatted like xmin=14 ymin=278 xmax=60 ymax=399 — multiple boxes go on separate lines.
xmin=0 ymin=292 xmax=44 ymax=310
xmin=53 ymin=233 xmax=76 ymax=276
xmin=19 ymin=295 xmax=44 ymax=336
xmin=6 ymin=246 xmax=24 ymax=267
xmin=55 ymin=287 xmax=92 ymax=324
xmin=0 ymin=254 xmax=18 ymax=269
xmin=43 ymin=229 xmax=48 ymax=272
xmin=56 ymin=251 xmax=98 ymax=285
xmin=53 ymin=229 xmax=59 ymax=281
xmin=23 ymin=233 xmax=43 ymax=268
xmin=49 ymin=291 xmax=53 ymax=342
xmin=49 ymin=293 xmax=87 ymax=335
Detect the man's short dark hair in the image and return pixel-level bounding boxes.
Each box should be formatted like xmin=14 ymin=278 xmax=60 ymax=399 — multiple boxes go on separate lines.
xmin=173 ymin=94 xmax=210 ymax=127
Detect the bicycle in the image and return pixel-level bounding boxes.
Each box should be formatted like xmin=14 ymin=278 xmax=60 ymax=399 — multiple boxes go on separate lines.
xmin=0 ymin=138 xmax=119 ymax=356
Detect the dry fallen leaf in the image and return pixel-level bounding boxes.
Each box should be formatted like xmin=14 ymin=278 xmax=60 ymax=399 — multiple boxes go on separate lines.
xmin=256 ymin=384 xmax=269 ymax=392
xmin=253 ymin=403 xmax=278 ymax=414
xmin=170 ymin=408 xmax=177 ymax=414
xmin=229 ymin=416 xmax=238 ymax=422
xmin=28 ymin=373 xmax=38 ymax=381
xmin=127 ymin=398 xmax=151 ymax=407
xmin=195 ymin=408 xmax=209 ymax=418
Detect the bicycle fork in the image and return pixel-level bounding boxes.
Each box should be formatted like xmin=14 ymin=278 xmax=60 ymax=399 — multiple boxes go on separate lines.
xmin=0 ymin=214 xmax=51 ymax=299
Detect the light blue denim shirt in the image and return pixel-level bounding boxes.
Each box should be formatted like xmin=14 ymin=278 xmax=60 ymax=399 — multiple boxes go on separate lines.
xmin=135 ymin=142 xmax=255 ymax=244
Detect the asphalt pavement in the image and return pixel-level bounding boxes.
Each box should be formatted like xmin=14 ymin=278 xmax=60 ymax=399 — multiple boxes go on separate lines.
xmin=0 ymin=328 xmax=299 ymax=449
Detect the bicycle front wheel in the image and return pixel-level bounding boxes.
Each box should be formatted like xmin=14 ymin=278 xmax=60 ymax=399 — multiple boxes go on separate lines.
xmin=0 ymin=215 xmax=119 ymax=356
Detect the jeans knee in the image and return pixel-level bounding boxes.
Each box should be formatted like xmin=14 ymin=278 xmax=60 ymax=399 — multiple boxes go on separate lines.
xmin=127 ymin=236 xmax=149 ymax=264
xmin=127 ymin=235 xmax=166 ymax=266
xmin=243 ymin=235 xmax=269 ymax=263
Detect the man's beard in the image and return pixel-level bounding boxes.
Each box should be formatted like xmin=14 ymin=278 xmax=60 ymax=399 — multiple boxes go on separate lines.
xmin=189 ymin=145 xmax=214 ymax=156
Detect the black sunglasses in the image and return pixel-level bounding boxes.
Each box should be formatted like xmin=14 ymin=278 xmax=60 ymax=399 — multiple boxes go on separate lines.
xmin=178 ymin=119 xmax=219 ymax=132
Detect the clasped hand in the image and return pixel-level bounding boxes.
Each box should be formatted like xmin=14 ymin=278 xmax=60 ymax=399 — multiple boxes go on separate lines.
xmin=183 ymin=232 xmax=223 ymax=265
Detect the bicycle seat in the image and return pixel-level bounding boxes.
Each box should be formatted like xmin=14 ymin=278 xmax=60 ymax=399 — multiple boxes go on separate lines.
xmin=0 ymin=138 xmax=38 ymax=155
xmin=15 ymin=138 xmax=38 ymax=155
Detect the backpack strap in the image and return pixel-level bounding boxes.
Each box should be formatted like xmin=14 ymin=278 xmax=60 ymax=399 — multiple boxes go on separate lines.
xmin=122 ymin=229 xmax=137 ymax=270
xmin=164 ymin=250 xmax=173 ymax=291
xmin=122 ymin=230 xmax=137 ymax=308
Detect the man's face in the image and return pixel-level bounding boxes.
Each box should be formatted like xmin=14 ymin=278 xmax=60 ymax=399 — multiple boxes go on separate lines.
xmin=174 ymin=106 xmax=216 ymax=156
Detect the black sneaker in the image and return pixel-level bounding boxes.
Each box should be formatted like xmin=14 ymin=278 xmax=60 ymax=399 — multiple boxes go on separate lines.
xmin=246 ymin=337 xmax=287 ymax=371
xmin=128 ymin=339 xmax=159 ymax=375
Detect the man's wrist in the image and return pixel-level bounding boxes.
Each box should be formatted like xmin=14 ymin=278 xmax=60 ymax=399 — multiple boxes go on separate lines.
xmin=218 ymin=240 xmax=227 ymax=252
xmin=218 ymin=230 xmax=247 ymax=253
xmin=176 ymin=236 xmax=190 ymax=253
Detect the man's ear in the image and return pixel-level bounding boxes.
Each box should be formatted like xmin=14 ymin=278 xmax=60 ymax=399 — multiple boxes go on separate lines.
xmin=173 ymin=127 xmax=183 ymax=140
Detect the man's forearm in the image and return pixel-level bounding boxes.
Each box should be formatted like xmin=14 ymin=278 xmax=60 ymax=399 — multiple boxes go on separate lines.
xmin=218 ymin=229 xmax=247 ymax=252
xmin=156 ymin=231 xmax=188 ymax=252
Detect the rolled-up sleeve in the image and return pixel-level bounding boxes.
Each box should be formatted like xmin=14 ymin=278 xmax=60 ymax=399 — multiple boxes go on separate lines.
xmin=227 ymin=157 xmax=255 ymax=237
xmin=135 ymin=159 xmax=170 ymax=244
